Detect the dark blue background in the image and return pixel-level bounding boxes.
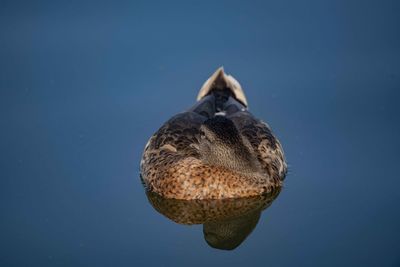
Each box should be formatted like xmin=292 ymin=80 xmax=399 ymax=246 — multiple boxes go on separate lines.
xmin=1 ymin=0 xmax=399 ymax=266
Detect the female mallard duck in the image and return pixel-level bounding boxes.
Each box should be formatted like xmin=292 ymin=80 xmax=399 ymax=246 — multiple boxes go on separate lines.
xmin=140 ymin=67 xmax=286 ymax=200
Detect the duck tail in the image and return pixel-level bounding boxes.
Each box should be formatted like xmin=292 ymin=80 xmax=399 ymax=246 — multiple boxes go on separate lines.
xmin=197 ymin=67 xmax=248 ymax=110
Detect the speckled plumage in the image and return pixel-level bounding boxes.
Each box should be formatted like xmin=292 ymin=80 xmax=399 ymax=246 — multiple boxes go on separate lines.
xmin=140 ymin=68 xmax=287 ymax=200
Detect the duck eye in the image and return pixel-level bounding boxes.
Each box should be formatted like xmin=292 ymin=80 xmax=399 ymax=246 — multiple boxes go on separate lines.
xmin=199 ymin=130 xmax=206 ymax=139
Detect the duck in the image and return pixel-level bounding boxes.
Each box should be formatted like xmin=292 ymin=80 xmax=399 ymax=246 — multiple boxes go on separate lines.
xmin=140 ymin=67 xmax=287 ymax=200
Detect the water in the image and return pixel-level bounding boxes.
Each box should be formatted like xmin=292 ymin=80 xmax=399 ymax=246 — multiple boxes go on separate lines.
xmin=1 ymin=1 xmax=399 ymax=266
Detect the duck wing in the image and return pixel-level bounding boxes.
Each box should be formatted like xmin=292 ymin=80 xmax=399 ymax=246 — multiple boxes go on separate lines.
xmin=144 ymin=111 xmax=206 ymax=159
xmin=228 ymin=111 xmax=287 ymax=181
xmin=140 ymin=111 xmax=207 ymax=191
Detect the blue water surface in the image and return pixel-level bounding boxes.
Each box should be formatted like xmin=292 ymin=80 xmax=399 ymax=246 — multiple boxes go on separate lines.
xmin=1 ymin=1 xmax=399 ymax=266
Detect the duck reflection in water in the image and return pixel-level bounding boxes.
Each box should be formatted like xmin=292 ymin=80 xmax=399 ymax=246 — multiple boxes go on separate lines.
xmin=146 ymin=189 xmax=281 ymax=250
